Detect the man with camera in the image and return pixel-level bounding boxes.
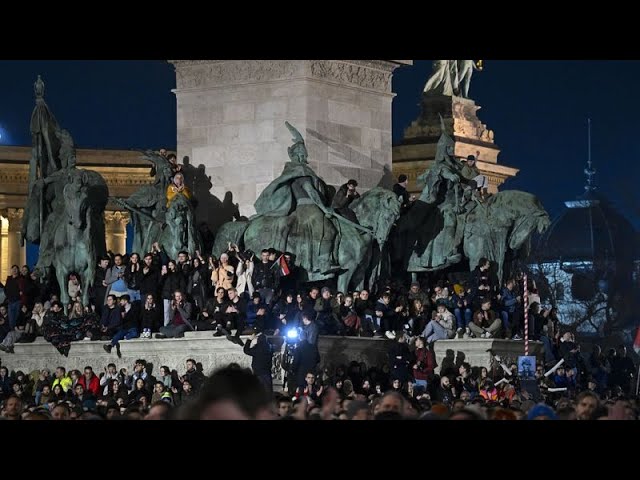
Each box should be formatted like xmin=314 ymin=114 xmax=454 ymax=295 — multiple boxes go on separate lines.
xmin=243 ymin=327 xmax=273 ymax=393
xmin=291 ymin=313 xmax=320 ymax=390
xmin=155 ymin=290 xmax=194 ymax=339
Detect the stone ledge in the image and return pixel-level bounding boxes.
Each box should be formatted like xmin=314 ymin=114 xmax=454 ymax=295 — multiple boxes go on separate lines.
xmin=433 ymin=339 xmax=544 ymax=374
xmin=1 ymin=336 xmax=540 ymax=380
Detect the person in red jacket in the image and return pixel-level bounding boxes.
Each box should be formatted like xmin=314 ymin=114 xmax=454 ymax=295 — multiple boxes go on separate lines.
xmin=77 ymin=366 xmax=101 ymax=397
xmin=412 ymin=336 xmax=437 ymax=394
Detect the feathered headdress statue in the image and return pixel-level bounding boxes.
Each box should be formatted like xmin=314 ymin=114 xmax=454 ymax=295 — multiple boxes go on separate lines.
xmin=285 ymin=121 xmax=308 ymax=163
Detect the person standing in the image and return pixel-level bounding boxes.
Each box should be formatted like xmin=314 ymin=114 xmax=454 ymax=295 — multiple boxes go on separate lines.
xmin=243 ymin=330 xmax=273 ymax=394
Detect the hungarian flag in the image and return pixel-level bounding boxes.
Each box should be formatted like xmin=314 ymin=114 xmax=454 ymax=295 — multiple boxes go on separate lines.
xmin=278 ymin=254 xmax=290 ymax=276
xmin=634 ymin=326 xmax=640 ymax=354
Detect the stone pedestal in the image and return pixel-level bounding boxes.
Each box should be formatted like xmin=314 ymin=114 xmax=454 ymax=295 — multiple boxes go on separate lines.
xmin=393 ymin=94 xmax=519 ymax=195
xmin=170 ymin=60 xmax=410 ymax=217
xmin=432 ymin=338 xmax=543 ymax=374
xmin=104 ymin=211 xmax=130 ymax=256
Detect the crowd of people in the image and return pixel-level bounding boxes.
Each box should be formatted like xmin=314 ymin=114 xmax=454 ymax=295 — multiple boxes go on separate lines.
xmin=0 ymin=163 xmax=637 ymax=420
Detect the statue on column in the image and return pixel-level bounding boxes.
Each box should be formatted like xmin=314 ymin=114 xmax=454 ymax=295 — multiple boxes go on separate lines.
xmin=21 ymin=77 xmax=109 ymax=310
xmin=423 ymin=60 xmax=483 ymax=99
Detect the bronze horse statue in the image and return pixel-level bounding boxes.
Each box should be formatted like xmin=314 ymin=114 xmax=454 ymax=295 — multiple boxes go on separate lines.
xmin=213 ymin=187 xmax=401 ymax=293
xmin=34 ymin=168 xmax=108 ymax=308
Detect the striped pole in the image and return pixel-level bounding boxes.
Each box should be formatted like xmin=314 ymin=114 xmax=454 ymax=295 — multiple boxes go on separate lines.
xmin=523 ymin=273 xmax=529 ymax=356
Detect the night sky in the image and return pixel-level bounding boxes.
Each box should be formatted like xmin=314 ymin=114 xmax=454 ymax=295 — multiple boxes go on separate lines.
xmin=0 ymin=60 xmax=638 ymax=228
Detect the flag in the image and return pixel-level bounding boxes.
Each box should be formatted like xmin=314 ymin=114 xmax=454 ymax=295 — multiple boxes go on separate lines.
xmin=279 ymin=254 xmax=290 ymax=276
xmin=633 ymin=326 xmax=640 ymax=354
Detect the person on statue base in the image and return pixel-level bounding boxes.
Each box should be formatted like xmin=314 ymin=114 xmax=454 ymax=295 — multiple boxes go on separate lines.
xmin=160 ymin=260 xmax=186 ymax=327
xmin=104 ymin=254 xmax=128 ymax=301
xmin=103 ymin=295 xmax=140 ymax=358
xmin=467 ymin=258 xmax=493 ymax=309
xmin=460 ymin=155 xmax=490 ymax=202
xmin=277 ymin=252 xmax=298 ymax=295
xmin=331 ymin=179 xmax=361 ymax=224
xmin=92 ymin=257 xmax=110 ymax=314
xmin=499 ymin=278 xmax=523 ymax=340
xmin=140 ymin=293 xmax=162 ymax=338
xmin=467 ymin=301 xmax=501 ymax=338
xmin=156 ymin=290 xmax=194 ymax=339
xmin=100 ymin=295 xmax=122 ymax=340
xmin=166 ymin=153 xmax=182 ymax=177
xmin=252 ymin=249 xmax=277 ymax=307
xmin=4 ymin=265 xmax=22 ymax=330
xmin=139 ymin=253 xmax=160 ymax=302
xmin=166 ymin=172 xmax=190 ymax=209
xmin=219 ymin=288 xmax=248 ymax=343
xmin=392 ymin=174 xmax=416 ymax=213
xmin=197 ymin=287 xmax=228 ymax=333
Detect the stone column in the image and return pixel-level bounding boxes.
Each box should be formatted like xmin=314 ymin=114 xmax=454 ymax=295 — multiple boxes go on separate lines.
xmin=104 ymin=211 xmax=130 ymax=255
xmin=7 ymin=208 xmax=26 ymax=269
xmin=0 ymin=214 xmax=8 ymax=281
xmin=169 ymin=60 xmax=411 ymax=218
xmin=0 ymin=208 xmax=26 ymax=276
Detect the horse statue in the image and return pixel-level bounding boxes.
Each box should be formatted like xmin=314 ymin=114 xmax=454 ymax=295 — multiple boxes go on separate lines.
xmin=21 ymin=79 xmax=109 ymax=312
xmin=214 ymin=187 xmax=401 ymax=293
xmin=391 ymin=115 xmax=550 ymax=283
xmin=462 ymin=190 xmax=551 ymax=281
xmin=35 ymin=168 xmax=109 ymax=308
xmin=158 ymin=192 xmax=201 ymax=260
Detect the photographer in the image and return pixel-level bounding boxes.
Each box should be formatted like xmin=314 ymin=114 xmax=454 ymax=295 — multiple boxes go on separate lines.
xmin=243 ymin=328 xmax=273 ymax=393
xmin=291 ymin=313 xmax=320 ymax=390
xmin=156 ymin=290 xmax=194 ymax=339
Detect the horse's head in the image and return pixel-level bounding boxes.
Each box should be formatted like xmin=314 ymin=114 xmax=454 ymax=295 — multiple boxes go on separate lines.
xmin=63 ymin=173 xmax=88 ymax=229
xmin=507 ymin=194 xmax=551 ymax=251
xmin=352 ymin=188 xmax=402 ymax=246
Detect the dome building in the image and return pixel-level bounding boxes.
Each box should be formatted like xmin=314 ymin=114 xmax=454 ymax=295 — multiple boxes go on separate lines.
xmin=531 ymin=156 xmax=639 ymax=335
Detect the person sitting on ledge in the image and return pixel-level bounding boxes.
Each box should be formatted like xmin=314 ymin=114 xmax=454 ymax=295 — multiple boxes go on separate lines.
xmin=155 ymin=290 xmax=194 ymax=339
xmin=460 ymin=155 xmax=490 ymax=202
xmin=466 ymin=300 xmax=501 ymax=338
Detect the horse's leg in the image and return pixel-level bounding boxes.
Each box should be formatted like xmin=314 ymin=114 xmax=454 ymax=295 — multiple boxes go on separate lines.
xmin=57 ymin=264 xmax=70 ymax=314
xmin=83 ymin=252 xmax=95 ymax=308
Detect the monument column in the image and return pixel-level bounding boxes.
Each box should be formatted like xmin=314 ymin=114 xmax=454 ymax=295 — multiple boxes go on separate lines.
xmin=0 ymin=209 xmax=26 ymax=275
xmin=0 ymin=214 xmax=8 ymax=280
xmin=169 ymin=60 xmax=411 ymax=219
xmin=104 ymin=211 xmax=130 ymax=255
xmin=393 ymin=61 xmax=518 ymax=196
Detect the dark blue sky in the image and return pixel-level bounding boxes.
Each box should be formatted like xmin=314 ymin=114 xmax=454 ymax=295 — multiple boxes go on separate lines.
xmin=0 ymin=60 xmax=637 ymax=227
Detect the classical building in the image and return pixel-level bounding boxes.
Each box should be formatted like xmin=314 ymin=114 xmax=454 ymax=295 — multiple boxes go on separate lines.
xmin=0 ymin=146 xmax=154 ymax=280
xmin=170 ymin=60 xmax=412 ymax=217
xmin=393 ymin=94 xmax=519 ymax=195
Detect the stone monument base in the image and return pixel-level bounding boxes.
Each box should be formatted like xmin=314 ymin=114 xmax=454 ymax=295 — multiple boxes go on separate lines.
xmin=433 ymin=338 xmax=543 ymax=374
xmin=393 ymin=94 xmax=519 ymax=196
xmin=1 ymin=336 xmax=541 ymax=389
